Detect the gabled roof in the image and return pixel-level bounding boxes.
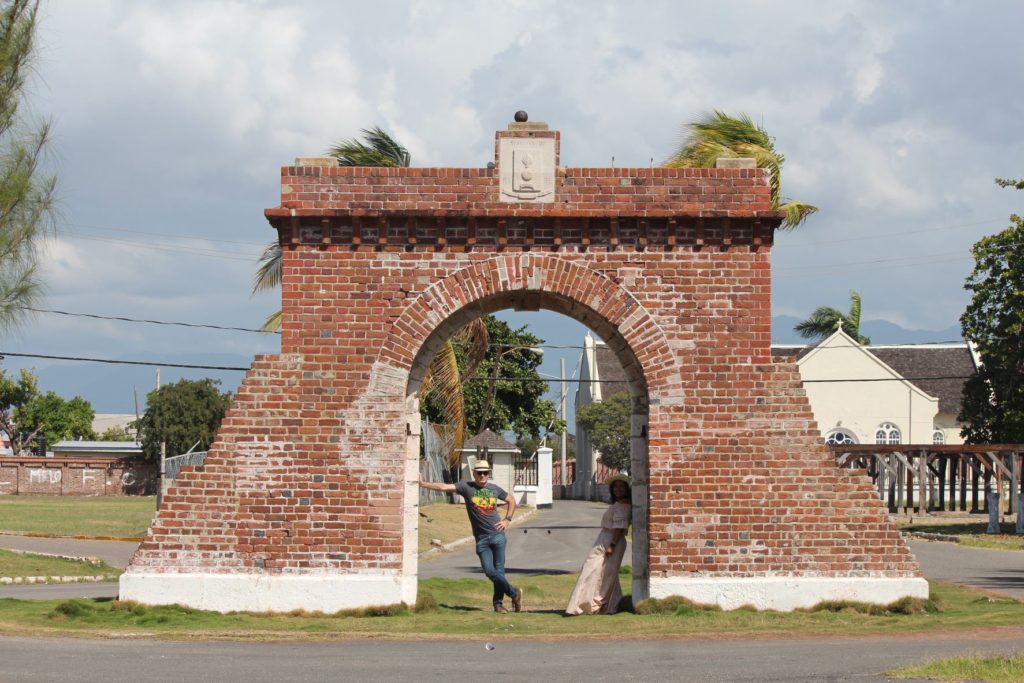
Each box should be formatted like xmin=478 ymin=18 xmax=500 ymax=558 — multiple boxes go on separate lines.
xmin=868 ymin=346 xmax=976 ymax=414
xmin=772 ymin=335 xmax=976 ymax=414
xmin=462 ymin=429 xmax=517 ymax=452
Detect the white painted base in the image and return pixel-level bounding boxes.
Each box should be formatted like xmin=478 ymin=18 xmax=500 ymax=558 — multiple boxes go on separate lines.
xmin=648 ymin=576 xmax=929 ymax=612
xmin=119 ymin=572 xmax=416 ymax=614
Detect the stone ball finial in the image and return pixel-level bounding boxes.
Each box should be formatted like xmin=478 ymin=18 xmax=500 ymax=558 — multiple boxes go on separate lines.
xmin=514 ymin=110 xmax=528 ymax=122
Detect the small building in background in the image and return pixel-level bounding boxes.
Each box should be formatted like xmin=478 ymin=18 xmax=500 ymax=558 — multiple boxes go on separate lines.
xmin=51 ymin=440 xmax=143 ymax=459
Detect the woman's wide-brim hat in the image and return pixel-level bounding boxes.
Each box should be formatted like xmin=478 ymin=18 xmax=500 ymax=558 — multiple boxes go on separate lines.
xmin=605 ymin=474 xmax=630 ymax=487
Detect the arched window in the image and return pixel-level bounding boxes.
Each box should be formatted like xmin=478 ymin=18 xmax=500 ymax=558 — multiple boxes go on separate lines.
xmin=825 ymin=429 xmax=858 ymax=445
xmin=933 ymin=429 xmax=945 ymax=445
xmin=875 ymin=422 xmax=901 ymax=445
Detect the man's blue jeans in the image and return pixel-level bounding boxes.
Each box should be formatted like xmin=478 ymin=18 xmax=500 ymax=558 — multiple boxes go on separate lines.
xmin=475 ymin=532 xmax=518 ymax=608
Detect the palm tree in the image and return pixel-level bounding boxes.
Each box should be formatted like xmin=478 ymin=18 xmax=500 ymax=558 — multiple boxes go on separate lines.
xmin=794 ymin=290 xmax=871 ymax=344
xmin=665 ymin=110 xmax=817 ymax=229
xmin=253 ymin=127 xmax=485 ymax=466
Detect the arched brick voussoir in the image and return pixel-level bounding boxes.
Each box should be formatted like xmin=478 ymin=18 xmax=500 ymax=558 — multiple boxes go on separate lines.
xmin=374 ymin=253 xmax=674 ymax=407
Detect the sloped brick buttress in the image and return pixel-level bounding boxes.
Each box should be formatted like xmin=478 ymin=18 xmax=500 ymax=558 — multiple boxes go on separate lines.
xmin=121 ymin=145 xmax=925 ymax=612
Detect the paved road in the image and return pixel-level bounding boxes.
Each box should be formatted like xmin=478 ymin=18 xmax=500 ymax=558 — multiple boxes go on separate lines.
xmin=906 ymin=537 xmax=1024 ymax=601
xmin=1 ymin=631 xmax=1022 ymax=682
xmin=0 ymin=534 xmax=137 ymax=569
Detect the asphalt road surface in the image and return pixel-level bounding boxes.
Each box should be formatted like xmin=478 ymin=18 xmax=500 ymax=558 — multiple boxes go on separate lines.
xmin=1 ymin=631 xmax=1023 ymax=682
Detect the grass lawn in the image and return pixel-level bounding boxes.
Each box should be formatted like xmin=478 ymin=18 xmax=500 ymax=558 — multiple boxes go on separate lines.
xmin=900 ymin=519 xmax=1024 ymax=552
xmin=0 ymin=496 xmax=156 ymax=539
xmin=0 ymin=577 xmax=1021 ymax=641
xmin=417 ymin=503 xmax=473 ymax=553
xmin=890 ymin=654 xmax=1024 ymax=682
xmin=0 ymin=548 xmax=120 ymax=580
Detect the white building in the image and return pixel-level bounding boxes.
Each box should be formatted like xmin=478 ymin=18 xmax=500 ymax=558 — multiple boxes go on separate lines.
xmin=774 ymin=329 xmax=977 ymax=445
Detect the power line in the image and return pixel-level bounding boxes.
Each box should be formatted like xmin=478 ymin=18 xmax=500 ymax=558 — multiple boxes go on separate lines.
xmin=19 ymin=307 xmax=280 ymax=335
xmin=0 ymin=350 xmax=975 ymax=384
xmin=67 ymin=222 xmax=269 ymax=248
xmin=0 ymin=352 xmax=250 ymax=371
xmin=61 ymin=232 xmax=261 ymax=262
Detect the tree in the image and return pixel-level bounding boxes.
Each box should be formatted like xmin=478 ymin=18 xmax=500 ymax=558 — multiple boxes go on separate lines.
xmin=0 ymin=366 xmax=37 ymax=452
xmin=14 ymin=391 xmax=94 ymax=448
xmin=136 ymin=378 xmax=232 ymax=462
xmin=665 ymin=110 xmax=817 ymax=229
xmin=959 ymin=179 xmax=1024 ymax=443
xmin=0 ymin=0 xmax=57 ymax=333
xmin=422 ymin=315 xmax=559 ymax=441
xmin=0 ymin=367 xmax=94 ymax=453
xmin=794 ymin=290 xmax=871 ymax=344
xmin=576 ymin=392 xmax=631 ymax=472
xmin=98 ymin=425 xmax=136 ymax=442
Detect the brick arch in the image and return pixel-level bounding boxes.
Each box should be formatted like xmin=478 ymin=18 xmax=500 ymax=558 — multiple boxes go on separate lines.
xmin=376 ymin=253 xmax=674 ymax=408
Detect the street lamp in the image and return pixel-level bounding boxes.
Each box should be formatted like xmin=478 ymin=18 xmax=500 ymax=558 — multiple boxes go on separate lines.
xmin=476 ymin=345 xmax=543 ymax=434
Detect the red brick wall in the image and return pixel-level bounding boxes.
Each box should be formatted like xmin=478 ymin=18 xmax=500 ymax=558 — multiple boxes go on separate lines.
xmin=0 ymin=457 xmax=155 ymax=496
xmin=129 ymin=161 xmax=919 ymax=582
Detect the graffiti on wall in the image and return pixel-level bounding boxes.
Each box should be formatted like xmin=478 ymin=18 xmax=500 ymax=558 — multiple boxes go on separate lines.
xmin=28 ymin=468 xmax=62 ymax=485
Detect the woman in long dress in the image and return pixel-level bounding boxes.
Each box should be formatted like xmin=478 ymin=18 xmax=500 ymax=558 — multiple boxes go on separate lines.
xmin=565 ymin=475 xmax=631 ymax=615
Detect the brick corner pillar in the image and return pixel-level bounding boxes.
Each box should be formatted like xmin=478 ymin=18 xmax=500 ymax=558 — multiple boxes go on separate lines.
xmin=120 ymin=115 xmax=925 ymax=613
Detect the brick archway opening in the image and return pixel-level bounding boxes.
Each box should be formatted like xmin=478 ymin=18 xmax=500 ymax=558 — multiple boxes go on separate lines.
xmin=401 ymin=291 xmax=653 ymax=601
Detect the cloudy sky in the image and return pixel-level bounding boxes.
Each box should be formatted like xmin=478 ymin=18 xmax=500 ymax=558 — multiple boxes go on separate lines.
xmin=2 ymin=0 xmax=1022 ymax=415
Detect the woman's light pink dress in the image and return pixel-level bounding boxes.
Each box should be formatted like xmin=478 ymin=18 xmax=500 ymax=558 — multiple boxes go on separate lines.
xmin=565 ymin=501 xmax=631 ymax=615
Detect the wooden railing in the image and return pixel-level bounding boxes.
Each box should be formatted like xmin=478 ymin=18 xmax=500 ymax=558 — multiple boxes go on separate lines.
xmin=831 ymin=444 xmax=1023 ymax=515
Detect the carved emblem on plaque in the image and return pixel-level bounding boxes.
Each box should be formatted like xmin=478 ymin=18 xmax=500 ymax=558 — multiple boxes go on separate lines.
xmin=499 ymin=138 xmax=555 ymax=202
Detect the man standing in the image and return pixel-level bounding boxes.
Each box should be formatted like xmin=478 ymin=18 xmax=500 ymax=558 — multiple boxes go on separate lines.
xmin=419 ymin=460 xmax=523 ymax=613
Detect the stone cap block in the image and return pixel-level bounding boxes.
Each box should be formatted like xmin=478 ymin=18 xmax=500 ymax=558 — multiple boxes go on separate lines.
xmin=715 ymin=157 xmax=757 ymax=169
xmin=294 ymin=156 xmax=339 ymax=167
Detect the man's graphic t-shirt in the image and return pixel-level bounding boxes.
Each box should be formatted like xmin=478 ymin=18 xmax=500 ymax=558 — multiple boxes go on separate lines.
xmin=455 ymin=481 xmax=508 ymax=539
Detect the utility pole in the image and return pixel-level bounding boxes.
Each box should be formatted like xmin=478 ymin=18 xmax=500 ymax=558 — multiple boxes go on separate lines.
xmin=560 ymin=357 xmax=568 ymax=498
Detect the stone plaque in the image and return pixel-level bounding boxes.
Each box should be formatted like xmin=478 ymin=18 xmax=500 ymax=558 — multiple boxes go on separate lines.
xmin=499 ymin=138 xmax=556 ymax=202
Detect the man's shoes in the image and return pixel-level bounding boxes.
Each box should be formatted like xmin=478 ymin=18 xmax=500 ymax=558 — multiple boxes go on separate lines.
xmin=494 ymin=604 xmax=509 ymax=613
xmin=512 ymin=588 xmax=523 ymax=613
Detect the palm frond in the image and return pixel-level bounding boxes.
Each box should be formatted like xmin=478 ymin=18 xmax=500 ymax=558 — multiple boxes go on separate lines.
xmin=779 ymin=200 xmax=819 ymax=230
xmin=421 ymin=340 xmax=465 ymax=466
xmin=252 ymin=240 xmax=282 ymax=294
xmin=847 ymin=291 xmax=862 ymax=332
xmin=794 ymin=306 xmax=843 ymax=340
xmin=260 ymin=309 xmax=282 ymax=333
xmin=453 ymin=318 xmax=489 ymax=380
xmin=327 ymin=126 xmax=411 ymax=168
xmin=665 ymin=110 xmax=817 ymax=228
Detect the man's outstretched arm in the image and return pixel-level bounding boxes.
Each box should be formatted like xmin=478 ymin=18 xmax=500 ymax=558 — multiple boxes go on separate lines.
xmin=419 ymin=479 xmax=457 ymax=493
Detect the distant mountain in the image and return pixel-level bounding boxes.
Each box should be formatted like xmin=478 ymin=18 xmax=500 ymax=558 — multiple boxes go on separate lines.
xmin=771 ymin=316 xmax=963 ymax=345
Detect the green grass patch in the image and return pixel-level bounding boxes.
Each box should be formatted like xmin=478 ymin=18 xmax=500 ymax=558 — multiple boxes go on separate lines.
xmin=0 ymin=548 xmax=120 ymax=579
xmin=0 ymin=496 xmax=156 ymax=539
xmin=0 ymin=579 xmax=1020 ymax=641
xmin=417 ymin=503 xmax=473 ymax=553
xmin=902 ymin=521 xmax=1024 ymax=552
xmin=890 ymin=654 xmax=1024 ymax=682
